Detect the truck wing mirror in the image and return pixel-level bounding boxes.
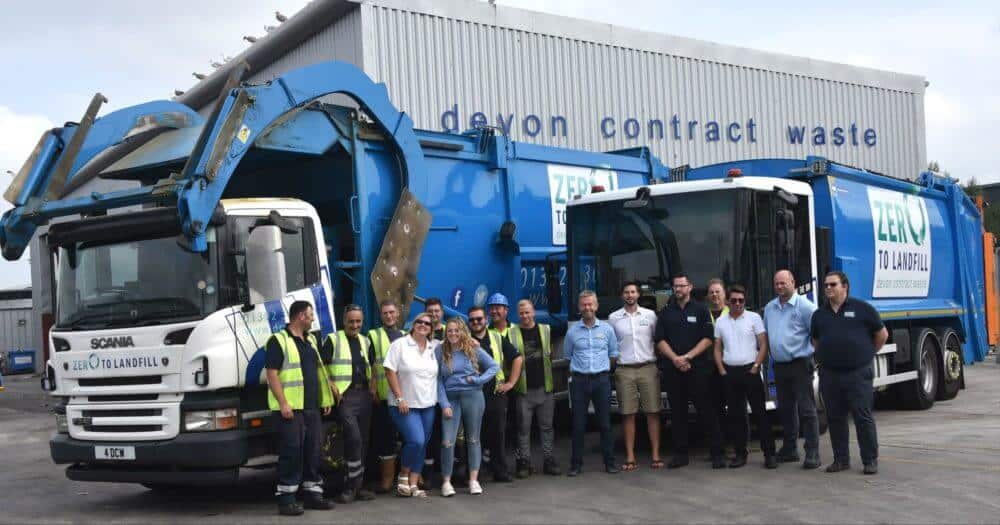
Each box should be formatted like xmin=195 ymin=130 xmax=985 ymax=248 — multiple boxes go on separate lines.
xmin=624 ymin=186 xmax=651 ymax=209
xmin=773 ymin=187 xmax=799 ymax=206
xmin=245 ymin=224 xmax=287 ymax=305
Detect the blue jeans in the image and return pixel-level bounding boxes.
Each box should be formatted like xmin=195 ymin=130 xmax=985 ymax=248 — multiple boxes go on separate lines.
xmin=570 ymin=372 xmax=614 ymax=469
xmin=390 ymin=406 xmax=436 ymax=473
xmin=441 ymin=389 xmax=485 ymax=477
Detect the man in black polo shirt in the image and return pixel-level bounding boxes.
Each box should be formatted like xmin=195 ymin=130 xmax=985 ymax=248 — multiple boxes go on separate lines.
xmin=810 ymin=271 xmax=888 ymax=475
xmin=654 ymin=273 xmax=725 ymax=469
xmin=468 ymin=305 xmax=523 ymax=482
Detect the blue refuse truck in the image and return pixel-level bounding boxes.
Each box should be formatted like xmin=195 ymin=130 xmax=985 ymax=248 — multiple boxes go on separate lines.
xmin=555 ymin=157 xmax=991 ymax=415
xmin=0 ymin=61 xmax=666 ymax=486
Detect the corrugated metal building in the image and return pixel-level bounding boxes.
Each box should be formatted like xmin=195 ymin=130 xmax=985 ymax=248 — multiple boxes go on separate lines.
xmin=182 ymin=0 xmax=927 ymax=178
xmin=24 ymin=0 xmax=929 ymax=371
xmin=0 ymin=288 xmax=33 ymax=354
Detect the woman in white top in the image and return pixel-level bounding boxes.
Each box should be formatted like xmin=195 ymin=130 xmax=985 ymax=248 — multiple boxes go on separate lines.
xmin=383 ymin=312 xmax=439 ymax=497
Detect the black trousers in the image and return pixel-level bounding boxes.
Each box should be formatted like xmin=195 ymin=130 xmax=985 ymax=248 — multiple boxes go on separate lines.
xmin=276 ymin=408 xmax=324 ymax=504
xmin=482 ymin=390 xmax=511 ymax=477
xmin=724 ymin=364 xmax=776 ymax=457
xmin=773 ymin=357 xmax=820 ymax=454
xmin=662 ymin=364 xmax=723 ymax=457
xmin=338 ymin=388 xmax=373 ymax=490
xmin=820 ymin=365 xmax=878 ymax=465
xmin=570 ymin=372 xmax=614 ymax=469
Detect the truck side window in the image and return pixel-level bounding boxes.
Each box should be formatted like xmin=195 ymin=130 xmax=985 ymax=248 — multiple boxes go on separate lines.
xmin=230 ymin=216 xmax=320 ymax=303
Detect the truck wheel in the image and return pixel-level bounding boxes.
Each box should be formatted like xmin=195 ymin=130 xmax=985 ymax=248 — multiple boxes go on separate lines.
xmin=936 ymin=330 xmax=963 ymax=401
xmin=897 ymin=328 xmax=939 ymax=410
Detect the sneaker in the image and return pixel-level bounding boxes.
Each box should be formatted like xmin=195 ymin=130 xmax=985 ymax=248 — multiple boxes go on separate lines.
xmin=469 ymin=480 xmax=483 ymax=495
xmin=441 ymin=481 xmax=455 ymax=497
xmin=863 ymin=460 xmax=878 ymax=475
xmin=825 ymin=460 xmax=851 ymax=473
xmin=802 ymin=450 xmax=821 ymax=470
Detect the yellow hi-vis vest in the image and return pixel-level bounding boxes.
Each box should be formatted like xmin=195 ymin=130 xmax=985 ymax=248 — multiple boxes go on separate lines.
xmin=484 ymin=330 xmax=506 ymax=386
xmin=326 ymin=330 xmax=372 ymax=394
xmin=367 ymin=327 xmax=394 ymax=401
xmin=508 ymin=324 xmax=554 ymax=394
xmin=267 ymin=330 xmax=334 ymax=410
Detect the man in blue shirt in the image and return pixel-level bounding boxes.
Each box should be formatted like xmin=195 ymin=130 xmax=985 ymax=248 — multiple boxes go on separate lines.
xmin=763 ymin=270 xmax=820 ymax=469
xmin=564 ymin=290 xmax=619 ymax=476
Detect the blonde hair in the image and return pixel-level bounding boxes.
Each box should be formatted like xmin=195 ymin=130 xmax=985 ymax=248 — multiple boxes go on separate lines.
xmin=441 ymin=317 xmax=479 ymax=373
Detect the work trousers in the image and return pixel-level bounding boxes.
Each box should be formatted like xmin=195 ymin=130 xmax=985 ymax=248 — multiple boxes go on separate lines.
xmin=338 ymin=388 xmax=373 ymax=490
xmin=482 ymin=390 xmax=511 ymax=477
xmin=275 ymin=408 xmax=324 ymax=505
xmin=723 ymin=364 xmax=776 ymax=457
xmin=390 ymin=406 xmax=436 ymax=473
xmin=515 ymin=386 xmax=556 ymax=462
xmin=773 ymin=357 xmax=820 ymax=455
xmin=441 ymin=389 xmax=486 ymax=477
xmin=570 ymin=372 xmax=614 ymax=469
xmin=662 ymin=364 xmax=724 ymax=457
xmin=820 ymin=364 xmax=878 ymax=465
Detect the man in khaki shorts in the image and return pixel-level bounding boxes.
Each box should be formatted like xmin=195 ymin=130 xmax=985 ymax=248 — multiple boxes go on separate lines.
xmin=608 ymin=282 xmax=662 ymax=470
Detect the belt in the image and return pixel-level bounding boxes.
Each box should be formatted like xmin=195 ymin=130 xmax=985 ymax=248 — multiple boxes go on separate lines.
xmin=572 ymin=371 xmax=609 ymax=377
xmin=773 ymin=356 xmax=811 ymax=365
xmin=724 ymin=362 xmax=755 ymax=368
xmin=617 ymin=361 xmax=657 ymax=368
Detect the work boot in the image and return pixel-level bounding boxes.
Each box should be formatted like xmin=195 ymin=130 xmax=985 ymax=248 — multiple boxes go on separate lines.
xmin=493 ymin=469 xmax=513 ymax=483
xmin=335 ymin=489 xmax=356 ymax=504
xmin=764 ymin=456 xmax=778 ymax=469
xmin=825 ymin=460 xmax=851 ymax=473
xmin=776 ymin=447 xmax=800 ymax=463
xmin=728 ymin=455 xmax=747 ymax=468
xmin=802 ymin=450 xmax=821 ymax=470
xmin=302 ymin=495 xmax=334 ymax=510
xmin=377 ymin=457 xmax=397 ymax=494
xmin=711 ymin=455 xmax=727 ymax=469
xmin=863 ymin=460 xmax=878 ymax=475
xmin=543 ymin=457 xmax=562 ymax=476
xmin=356 ymin=488 xmax=376 ymax=501
xmin=516 ymin=459 xmax=532 ymax=479
xmin=278 ymin=502 xmax=305 ymax=516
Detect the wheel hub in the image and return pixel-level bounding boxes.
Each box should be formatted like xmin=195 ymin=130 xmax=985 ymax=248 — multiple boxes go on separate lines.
xmin=944 ymin=351 xmax=962 ymax=381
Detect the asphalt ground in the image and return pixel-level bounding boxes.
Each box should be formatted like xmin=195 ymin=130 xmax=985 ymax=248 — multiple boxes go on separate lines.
xmin=1 ymin=360 xmax=998 ymax=524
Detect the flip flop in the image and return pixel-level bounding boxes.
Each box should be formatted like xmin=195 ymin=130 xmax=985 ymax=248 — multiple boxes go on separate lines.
xmin=650 ymin=460 xmax=665 ymax=469
xmin=621 ymin=461 xmax=638 ymax=472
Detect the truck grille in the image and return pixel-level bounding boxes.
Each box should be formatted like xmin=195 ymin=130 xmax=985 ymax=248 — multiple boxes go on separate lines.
xmin=78 ymin=375 xmax=162 ymax=387
xmin=87 ymin=394 xmax=159 ymax=402
xmin=67 ymin=403 xmax=179 ymax=441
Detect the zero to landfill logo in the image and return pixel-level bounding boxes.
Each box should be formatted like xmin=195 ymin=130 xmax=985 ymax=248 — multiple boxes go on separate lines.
xmin=868 ymin=187 xmax=932 ymax=298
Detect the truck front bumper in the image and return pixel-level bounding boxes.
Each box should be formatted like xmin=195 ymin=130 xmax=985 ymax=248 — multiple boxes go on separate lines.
xmin=51 ymin=430 xmax=249 ymax=485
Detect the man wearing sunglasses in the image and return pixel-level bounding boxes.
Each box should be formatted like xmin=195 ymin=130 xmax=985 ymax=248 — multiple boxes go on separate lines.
xmin=810 ymin=271 xmax=887 ymax=475
xmin=713 ymin=285 xmax=777 ymax=469
xmin=367 ymin=300 xmax=406 ymax=493
xmin=467 ymin=305 xmax=523 ymax=482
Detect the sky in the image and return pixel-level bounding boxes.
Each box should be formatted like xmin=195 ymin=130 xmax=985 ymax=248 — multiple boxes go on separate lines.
xmin=0 ymin=0 xmax=997 ymax=289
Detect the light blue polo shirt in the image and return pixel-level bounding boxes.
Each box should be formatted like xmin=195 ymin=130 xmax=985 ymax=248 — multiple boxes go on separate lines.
xmin=563 ymin=319 xmax=619 ymax=374
xmin=763 ymin=293 xmax=818 ymax=363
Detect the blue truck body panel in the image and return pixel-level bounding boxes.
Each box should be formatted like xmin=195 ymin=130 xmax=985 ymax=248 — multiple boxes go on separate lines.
xmin=684 ymin=157 xmax=989 ymax=363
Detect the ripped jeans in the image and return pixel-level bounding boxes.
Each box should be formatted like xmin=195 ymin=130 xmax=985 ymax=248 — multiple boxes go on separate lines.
xmin=440 ymin=389 xmax=485 ymax=478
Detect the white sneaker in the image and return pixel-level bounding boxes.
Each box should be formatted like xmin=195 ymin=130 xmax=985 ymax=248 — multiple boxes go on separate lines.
xmin=469 ymin=480 xmax=483 ymax=495
xmin=441 ymin=481 xmax=455 ymax=497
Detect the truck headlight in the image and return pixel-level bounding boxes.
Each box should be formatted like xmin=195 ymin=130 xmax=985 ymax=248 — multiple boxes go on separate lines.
xmin=55 ymin=413 xmax=69 ymax=434
xmin=184 ymin=408 xmax=238 ymax=432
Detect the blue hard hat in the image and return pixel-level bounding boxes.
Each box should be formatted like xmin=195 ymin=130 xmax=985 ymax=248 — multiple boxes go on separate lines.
xmin=486 ymin=293 xmax=510 ymax=308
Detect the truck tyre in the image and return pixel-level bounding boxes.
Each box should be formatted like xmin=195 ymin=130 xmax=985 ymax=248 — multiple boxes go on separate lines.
xmin=897 ymin=328 xmax=939 ymax=410
xmin=936 ymin=329 xmax=963 ymax=401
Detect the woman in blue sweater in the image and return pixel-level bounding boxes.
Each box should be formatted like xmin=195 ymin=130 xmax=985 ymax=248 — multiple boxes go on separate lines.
xmin=436 ymin=318 xmax=499 ymax=497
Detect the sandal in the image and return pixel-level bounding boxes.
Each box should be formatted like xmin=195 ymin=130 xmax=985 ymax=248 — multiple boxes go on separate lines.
xmin=621 ymin=461 xmax=638 ymax=472
xmin=396 ymin=475 xmax=411 ymax=497
xmin=650 ymin=460 xmax=665 ymax=469
xmin=409 ymin=485 xmax=428 ymax=498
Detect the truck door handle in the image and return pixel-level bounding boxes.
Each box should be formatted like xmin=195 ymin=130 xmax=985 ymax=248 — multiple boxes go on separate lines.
xmin=350 ymin=195 xmax=360 ymax=234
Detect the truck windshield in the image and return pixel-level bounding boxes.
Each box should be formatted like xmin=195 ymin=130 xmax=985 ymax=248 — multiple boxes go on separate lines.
xmin=55 ymin=231 xmax=219 ymax=330
xmin=568 ymin=189 xmax=747 ymax=317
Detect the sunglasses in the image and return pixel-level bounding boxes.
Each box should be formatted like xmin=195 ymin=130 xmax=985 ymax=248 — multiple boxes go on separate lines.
xmin=413 ymin=319 xmax=433 ymax=327
xmin=824 ymin=282 xmax=840 ymax=288
xmin=468 ymin=316 xmax=486 ymax=322
xmin=729 ymin=298 xmax=745 ymax=304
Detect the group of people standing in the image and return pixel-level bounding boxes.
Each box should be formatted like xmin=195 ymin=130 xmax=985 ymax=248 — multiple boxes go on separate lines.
xmin=265 ymin=268 xmax=888 ymax=515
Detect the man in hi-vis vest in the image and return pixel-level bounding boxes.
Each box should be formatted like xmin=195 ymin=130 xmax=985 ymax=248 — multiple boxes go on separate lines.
xmin=367 ymin=299 xmax=406 ymax=493
xmin=510 ymin=299 xmax=561 ymax=477
xmin=322 ymin=304 xmax=378 ymax=504
xmin=265 ymin=300 xmax=335 ymax=516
